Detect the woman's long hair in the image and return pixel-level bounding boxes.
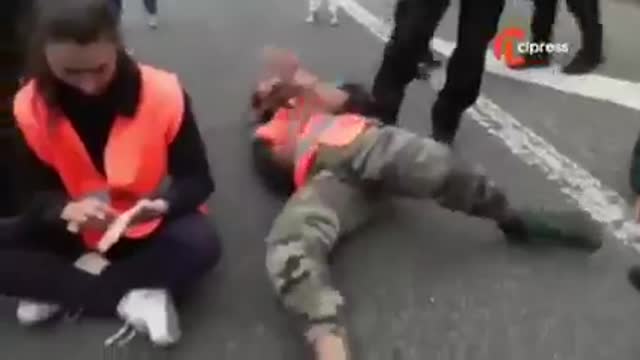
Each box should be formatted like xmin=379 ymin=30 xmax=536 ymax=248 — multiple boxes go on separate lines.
xmin=26 ymin=0 xmax=124 ymax=109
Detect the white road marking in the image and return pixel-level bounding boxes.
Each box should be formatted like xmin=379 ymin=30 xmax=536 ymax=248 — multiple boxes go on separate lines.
xmin=339 ymin=0 xmax=640 ymax=244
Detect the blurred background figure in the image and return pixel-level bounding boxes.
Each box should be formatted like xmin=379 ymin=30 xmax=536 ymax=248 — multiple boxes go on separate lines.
xmin=307 ymin=0 xmax=340 ymax=26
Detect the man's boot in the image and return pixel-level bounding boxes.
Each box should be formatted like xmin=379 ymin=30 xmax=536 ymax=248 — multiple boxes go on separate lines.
xmin=498 ymin=209 xmax=603 ymax=251
xmin=563 ymin=23 xmax=603 ymax=75
xmin=434 ymin=164 xmax=603 ymax=251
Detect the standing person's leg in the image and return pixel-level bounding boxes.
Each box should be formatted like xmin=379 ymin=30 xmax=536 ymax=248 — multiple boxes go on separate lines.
xmin=562 ymin=0 xmax=603 ymax=74
xmin=510 ymin=0 xmax=558 ymax=69
xmin=327 ymin=0 xmax=340 ymax=26
xmin=143 ymin=0 xmax=158 ymax=28
xmin=307 ymin=0 xmax=322 ymax=23
xmin=372 ymin=0 xmax=450 ymax=125
xmin=344 ymin=127 xmax=603 ymax=250
xmin=265 ymin=171 xmax=379 ymax=360
xmin=531 ymin=0 xmax=558 ymax=45
xmin=430 ymin=0 xmax=504 ymax=144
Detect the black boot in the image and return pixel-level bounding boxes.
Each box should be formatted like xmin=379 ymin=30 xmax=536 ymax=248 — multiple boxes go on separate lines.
xmin=507 ymin=52 xmax=551 ymax=70
xmin=563 ymin=24 xmax=603 ymax=75
xmin=431 ymin=99 xmax=462 ymax=145
xmin=498 ymin=209 xmax=603 ymax=251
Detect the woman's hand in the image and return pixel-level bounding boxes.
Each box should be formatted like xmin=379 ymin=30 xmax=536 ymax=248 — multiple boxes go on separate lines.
xmin=96 ymin=199 xmax=169 ymax=253
xmin=128 ymin=199 xmax=169 ymax=224
xmin=61 ymin=198 xmax=117 ymax=233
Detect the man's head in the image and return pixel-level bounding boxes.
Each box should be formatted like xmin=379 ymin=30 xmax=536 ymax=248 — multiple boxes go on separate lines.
xmin=27 ymin=0 xmax=123 ymax=103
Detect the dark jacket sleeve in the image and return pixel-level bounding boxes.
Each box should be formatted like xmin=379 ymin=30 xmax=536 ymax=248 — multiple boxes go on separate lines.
xmin=160 ymin=91 xmax=215 ymax=217
xmin=630 ymin=131 xmax=640 ymax=195
xmin=14 ymin=131 xmax=69 ymax=227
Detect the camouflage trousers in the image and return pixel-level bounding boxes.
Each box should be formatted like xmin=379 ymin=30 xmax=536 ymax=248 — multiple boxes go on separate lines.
xmin=264 ymin=126 xmax=513 ymax=347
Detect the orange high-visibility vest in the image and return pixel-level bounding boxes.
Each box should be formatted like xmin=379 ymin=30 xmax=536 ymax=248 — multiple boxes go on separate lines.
xmin=13 ymin=64 xmax=187 ymax=249
xmin=254 ymin=108 xmax=369 ymax=189
xmin=292 ymin=113 xmax=368 ymax=188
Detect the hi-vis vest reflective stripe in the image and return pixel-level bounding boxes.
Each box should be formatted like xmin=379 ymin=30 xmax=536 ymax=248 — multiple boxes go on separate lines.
xmin=292 ymin=113 xmax=368 ymax=188
xmin=254 ymin=106 xmax=369 ymax=188
xmin=14 ymin=64 xmax=187 ymax=250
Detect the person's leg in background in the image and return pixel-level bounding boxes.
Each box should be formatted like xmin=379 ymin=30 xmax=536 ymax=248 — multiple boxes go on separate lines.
xmin=510 ymin=0 xmax=558 ymax=69
xmin=306 ymin=0 xmax=339 ymax=25
xmin=143 ymin=0 xmax=158 ymax=29
xmin=327 ymin=0 xmax=340 ymax=26
xmin=307 ymin=0 xmax=321 ymax=23
xmin=371 ymin=0 xmax=450 ymax=125
xmin=265 ymin=171 xmax=378 ymax=360
xmin=430 ymin=0 xmax=504 ymax=144
xmin=562 ymin=0 xmax=603 ymax=74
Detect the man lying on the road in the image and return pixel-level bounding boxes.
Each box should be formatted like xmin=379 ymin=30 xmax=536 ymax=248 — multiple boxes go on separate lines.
xmin=250 ymin=48 xmax=603 ymax=360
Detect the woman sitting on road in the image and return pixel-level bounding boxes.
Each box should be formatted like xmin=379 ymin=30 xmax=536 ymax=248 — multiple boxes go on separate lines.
xmin=250 ymin=48 xmax=603 ymax=360
xmin=1 ymin=0 xmax=221 ymax=347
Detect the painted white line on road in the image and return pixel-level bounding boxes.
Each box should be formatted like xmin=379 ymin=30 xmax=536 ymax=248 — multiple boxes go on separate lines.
xmin=339 ymin=0 xmax=640 ymax=244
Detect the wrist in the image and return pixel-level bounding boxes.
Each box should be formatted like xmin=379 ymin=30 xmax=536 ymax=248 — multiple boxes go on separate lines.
xmin=153 ymin=198 xmax=170 ymax=214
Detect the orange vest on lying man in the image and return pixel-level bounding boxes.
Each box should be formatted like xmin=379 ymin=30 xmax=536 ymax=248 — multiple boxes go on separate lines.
xmin=13 ymin=65 xmax=186 ymax=249
xmin=255 ymin=105 xmax=370 ymax=189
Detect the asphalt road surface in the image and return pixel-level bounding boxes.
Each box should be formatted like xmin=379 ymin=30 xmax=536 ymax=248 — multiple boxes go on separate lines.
xmin=2 ymin=0 xmax=640 ymax=359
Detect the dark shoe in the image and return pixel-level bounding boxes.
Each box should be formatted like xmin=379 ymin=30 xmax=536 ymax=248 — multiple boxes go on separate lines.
xmin=431 ymin=103 xmax=461 ymax=145
xmin=563 ymin=24 xmax=603 ymax=75
xmin=628 ymin=266 xmax=640 ymax=292
xmin=562 ymin=50 xmax=603 ymax=75
xmin=508 ymin=52 xmax=551 ymax=70
xmin=499 ymin=209 xmax=603 ymax=251
xmin=431 ymin=129 xmax=455 ymax=145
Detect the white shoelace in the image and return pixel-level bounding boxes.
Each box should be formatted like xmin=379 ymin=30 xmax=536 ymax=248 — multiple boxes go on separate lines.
xmin=104 ymin=323 xmax=138 ymax=347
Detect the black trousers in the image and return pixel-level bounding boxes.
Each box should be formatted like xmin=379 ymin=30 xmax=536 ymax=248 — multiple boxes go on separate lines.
xmin=372 ymin=0 xmax=504 ymax=143
xmin=0 ymin=212 xmax=222 ymax=317
xmin=531 ymin=0 xmax=601 ymax=51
